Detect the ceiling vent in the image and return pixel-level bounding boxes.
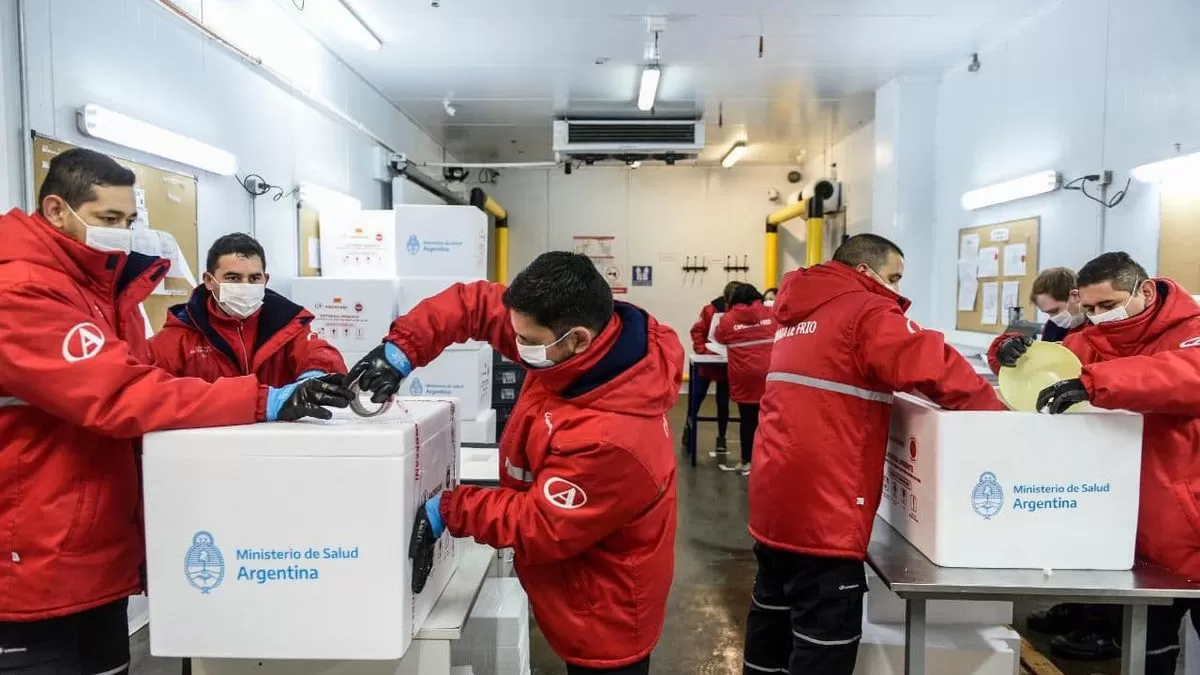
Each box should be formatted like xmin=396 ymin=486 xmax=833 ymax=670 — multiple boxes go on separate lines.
xmin=553 ymin=119 xmax=704 ymax=162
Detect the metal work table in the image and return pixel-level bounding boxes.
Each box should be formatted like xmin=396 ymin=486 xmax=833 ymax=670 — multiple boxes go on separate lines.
xmin=684 ymin=352 xmax=740 ymax=466
xmin=866 ymin=517 xmax=1200 ymax=675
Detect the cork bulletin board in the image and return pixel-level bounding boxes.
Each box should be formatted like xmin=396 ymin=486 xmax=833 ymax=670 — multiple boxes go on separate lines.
xmin=1158 ymin=184 xmax=1200 ymax=294
xmin=31 ymin=134 xmax=199 ymax=332
xmin=297 ymin=205 xmax=321 ymax=277
xmin=955 ymin=217 xmax=1041 ymax=335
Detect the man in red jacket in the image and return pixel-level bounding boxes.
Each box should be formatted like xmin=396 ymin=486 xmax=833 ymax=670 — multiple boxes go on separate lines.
xmin=743 ymin=234 xmax=1004 ymax=675
xmin=0 ymin=149 xmax=350 ymax=674
xmin=348 ymin=252 xmax=682 ymax=675
xmin=148 ymin=233 xmax=346 ymax=385
xmin=995 ymin=252 xmax=1200 ymax=674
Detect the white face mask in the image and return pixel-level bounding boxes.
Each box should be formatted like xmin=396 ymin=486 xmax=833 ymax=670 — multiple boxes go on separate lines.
xmin=1088 ymin=292 xmax=1137 ymax=326
xmin=1049 ymin=309 xmax=1086 ymax=329
xmin=70 ymin=206 xmax=132 ymax=254
xmin=215 ymin=282 xmax=266 ymax=319
xmin=516 ymin=331 xmax=573 ymax=369
xmin=864 ymin=266 xmax=899 ymax=294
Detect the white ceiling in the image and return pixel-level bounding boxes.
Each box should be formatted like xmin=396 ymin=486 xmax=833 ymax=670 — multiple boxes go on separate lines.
xmin=283 ymin=0 xmax=1053 ymax=164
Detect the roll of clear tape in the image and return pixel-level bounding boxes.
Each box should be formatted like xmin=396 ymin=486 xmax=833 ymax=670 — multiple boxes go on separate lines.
xmin=348 ymin=379 xmax=393 ymax=418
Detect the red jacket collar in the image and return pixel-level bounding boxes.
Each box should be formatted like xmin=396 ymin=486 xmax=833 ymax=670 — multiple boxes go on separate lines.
xmin=1080 ymin=279 xmax=1200 ymax=356
xmin=525 ymin=312 xmax=624 ymax=394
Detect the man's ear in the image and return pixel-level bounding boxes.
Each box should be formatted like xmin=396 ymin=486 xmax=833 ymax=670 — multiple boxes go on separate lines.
xmin=570 ymin=327 xmax=595 ymax=355
xmin=1141 ymin=278 xmax=1157 ymax=304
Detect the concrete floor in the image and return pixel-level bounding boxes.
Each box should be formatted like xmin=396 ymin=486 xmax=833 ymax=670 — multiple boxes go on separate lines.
xmin=127 ymin=396 xmax=1127 ymax=675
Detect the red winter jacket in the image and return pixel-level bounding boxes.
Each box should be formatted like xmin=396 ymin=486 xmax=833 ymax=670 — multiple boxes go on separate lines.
xmin=385 ymin=281 xmax=682 ymax=669
xmin=148 ymin=286 xmax=346 ymax=387
xmin=0 ymin=209 xmax=266 ymax=622
xmin=690 ymin=299 xmax=728 ymax=381
xmin=1048 ymin=280 xmax=1200 ymax=580
xmin=714 ymin=301 xmax=775 ymax=403
xmin=750 ymin=262 xmax=1005 ymax=559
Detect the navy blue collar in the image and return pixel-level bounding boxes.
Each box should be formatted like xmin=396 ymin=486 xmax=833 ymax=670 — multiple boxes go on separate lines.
xmin=117 ymin=252 xmax=166 ymax=296
xmin=561 ymin=302 xmax=649 ymax=399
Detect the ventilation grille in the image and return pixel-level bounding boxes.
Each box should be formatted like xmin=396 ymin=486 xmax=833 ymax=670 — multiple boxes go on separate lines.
xmin=567 ymin=122 xmax=696 ymax=144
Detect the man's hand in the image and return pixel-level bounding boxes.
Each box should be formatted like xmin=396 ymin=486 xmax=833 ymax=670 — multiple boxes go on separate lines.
xmin=266 ymin=374 xmax=354 ymax=422
xmin=997 ymin=335 xmax=1034 ymax=368
xmin=1036 ymin=378 xmax=1090 ymax=414
xmin=346 ymin=343 xmax=413 ymax=404
xmin=409 ymin=493 xmax=445 ymax=593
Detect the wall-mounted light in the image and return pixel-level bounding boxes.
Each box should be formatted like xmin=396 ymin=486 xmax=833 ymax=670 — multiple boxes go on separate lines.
xmin=298 ymin=181 xmax=362 ymax=212
xmin=300 ymin=0 xmax=382 ymax=51
xmin=721 ymin=141 xmax=748 ymax=169
xmin=1131 ymin=150 xmax=1200 ymax=184
xmin=77 ymin=103 xmax=238 ymax=176
xmin=960 ymin=170 xmax=1061 ymax=210
xmin=637 ymin=66 xmax=661 ymax=112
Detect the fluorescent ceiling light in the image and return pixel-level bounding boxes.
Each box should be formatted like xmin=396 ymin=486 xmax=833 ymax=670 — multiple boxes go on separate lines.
xmin=721 ymin=141 xmax=748 ymax=169
xmin=960 ymin=170 xmax=1061 ymax=210
xmin=298 ymin=181 xmax=361 ymax=212
xmin=637 ymin=66 xmax=661 ymax=112
xmin=300 ymin=0 xmax=382 ymax=51
xmin=1131 ymin=150 xmax=1200 ymax=183
xmin=76 ymin=104 xmax=238 ymax=176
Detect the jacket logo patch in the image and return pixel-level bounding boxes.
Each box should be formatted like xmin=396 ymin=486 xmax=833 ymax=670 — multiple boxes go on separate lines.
xmin=544 ymin=477 xmax=587 ymax=510
xmin=544 ymin=412 xmax=554 ymax=432
xmin=1180 ymin=337 xmax=1200 ymax=349
xmin=62 ymin=323 xmax=105 ymax=363
xmin=775 ymin=321 xmax=818 ymax=340
xmin=190 ymin=345 xmax=213 ymax=356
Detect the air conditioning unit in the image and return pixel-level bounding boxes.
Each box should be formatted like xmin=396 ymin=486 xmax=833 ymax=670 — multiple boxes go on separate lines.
xmin=552 ymin=119 xmax=705 ymax=162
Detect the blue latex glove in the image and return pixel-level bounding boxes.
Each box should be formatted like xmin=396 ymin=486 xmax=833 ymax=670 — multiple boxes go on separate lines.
xmin=297 ymin=370 xmax=326 ymax=380
xmin=384 ymin=343 xmax=414 ymax=376
xmin=266 ymin=383 xmax=299 ymax=422
xmin=425 ymin=493 xmax=445 ymax=539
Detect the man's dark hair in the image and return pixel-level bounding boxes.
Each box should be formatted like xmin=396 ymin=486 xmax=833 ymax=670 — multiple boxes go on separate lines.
xmin=206 ymin=233 xmax=267 ymax=274
xmin=729 ymin=283 xmax=763 ymax=307
xmin=37 ymin=148 xmax=136 ymax=214
xmin=1077 ymin=252 xmax=1148 ymax=292
xmin=832 ymin=233 xmax=904 ymax=270
xmin=503 ymin=251 xmax=614 ymax=335
xmin=1030 ymin=267 xmax=1077 ymax=303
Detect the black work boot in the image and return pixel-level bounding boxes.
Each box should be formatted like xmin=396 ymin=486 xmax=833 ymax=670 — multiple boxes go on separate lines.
xmin=1027 ymin=603 xmax=1084 ymax=635
xmin=715 ymin=435 xmax=728 ymax=453
xmin=1049 ymin=629 xmax=1121 ymax=661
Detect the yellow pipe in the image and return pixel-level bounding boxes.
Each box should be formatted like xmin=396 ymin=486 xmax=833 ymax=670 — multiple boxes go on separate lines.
xmin=766 ymin=200 xmax=807 ymax=226
xmin=764 ymin=228 xmax=779 ymax=288
xmin=805 ymin=217 xmax=823 ymax=267
xmin=482 ymin=196 xmax=507 ymax=221
xmin=495 ymin=224 xmax=510 ymax=284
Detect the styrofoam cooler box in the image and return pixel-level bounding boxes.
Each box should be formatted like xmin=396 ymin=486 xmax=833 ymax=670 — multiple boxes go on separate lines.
xmin=397 ymin=276 xmax=486 ymax=351
xmin=878 ymin=393 xmax=1143 ymax=569
xmin=405 ymin=346 xmax=493 ymax=420
xmin=865 ymin=567 xmax=1011 ymax=625
xmin=289 ymin=277 xmax=398 ymax=355
xmin=462 ymin=409 xmax=497 ymax=445
xmin=461 ymin=445 xmax=500 ymax=484
xmin=394 ymin=205 xmax=488 ymax=279
xmin=451 ymin=578 xmax=530 ymax=675
xmin=127 ymin=594 xmax=149 ymax=635
xmin=142 ymin=399 xmax=461 ymax=660
xmin=318 ymin=209 xmax=398 ymax=278
xmin=854 ymin=619 xmax=1019 ymax=675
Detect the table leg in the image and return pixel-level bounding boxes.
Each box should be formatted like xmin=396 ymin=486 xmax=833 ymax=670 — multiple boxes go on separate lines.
xmin=687 ymin=361 xmax=699 ymax=466
xmin=904 ymin=599 xmax=927 ymax=675
xmin=1121 ymin=603 xmax=1148 ymax=675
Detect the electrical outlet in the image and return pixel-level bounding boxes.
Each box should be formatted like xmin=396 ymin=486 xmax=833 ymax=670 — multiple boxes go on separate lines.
xmin=243 ymin=175 xmax=265 ymax=194
xmin=1099 ymin=170 xmax=1113 ymax=187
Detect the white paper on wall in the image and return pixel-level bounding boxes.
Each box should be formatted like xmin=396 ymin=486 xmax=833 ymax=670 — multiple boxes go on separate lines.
xmin=308 ymin=237 xmax=321 ymax=269
xmin=981 ymin=283 xmax=1000 ymax=324
xmin=958 ymin=279 xmax=979 ymax=311
xmin=1001 ymin=281 xmax=1021 ymax=323
xmin=959 ymin=233 xmax=980 ymax=261
xmin=1003 ymin=243 xmax=1027 ymax=277
xmin=976 ymin=247 xmax=1000 ymax=278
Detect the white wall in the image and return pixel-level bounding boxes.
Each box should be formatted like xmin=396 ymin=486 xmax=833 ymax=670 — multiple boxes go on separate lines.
xmin=0 ymin=0 xmax=21 ymax=212
xmin=931 ymin=0 xmax=1200 ymax=342
xmin=7 ymin=0 xmax=451 ymax=280
xmin=479 ymin=165 xmax=805 ymax=358
xmin=800 ymin=122 xmax=876 ymax=238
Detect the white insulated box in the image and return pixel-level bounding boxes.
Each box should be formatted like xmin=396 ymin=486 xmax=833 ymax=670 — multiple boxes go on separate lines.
xmin=394 ymin=205 xmax=489 ymax=279
xmin=854 ymin=619 xmax=1019 ymax=675
xmin=142 ymin=399 xmax=461 ymax=660
xmin=462 ymin=408 xmax=497 ymax=445
xmin=289 ymin=277 xmax=398 ymax=356
xmin=342 ymin=347 xmax=494 ymax=421
xmin=318 ymin=209 xmax=398 ymax=278
xmin=396 ymin=276 xmax=486 ymax=351
xmin=879 ymin=393 xmax=1143 ymax=570
xmin=865 ymin=567 xmax=1011 ymax=626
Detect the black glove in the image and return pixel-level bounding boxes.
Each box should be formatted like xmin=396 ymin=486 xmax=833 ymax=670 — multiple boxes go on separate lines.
xmin=268 ymin=374 xmax=354 ymax=422
xmin=346 ymin=343 xmax=411 ymax=404
xmin=1036 ymin=378 xmax=1090 ymax=414
xmin=408 ymin=506 xmax=438 ymax=593
xmin=997 ymin=335 xmax=1034 ymax=368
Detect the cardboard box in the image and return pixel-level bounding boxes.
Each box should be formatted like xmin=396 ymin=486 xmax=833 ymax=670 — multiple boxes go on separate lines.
xmin=142 ymin=399 xmax=461 ymax=660
xmin=396 ymin=276 xmax=486 ymax=351
xmin=394 ymin=205 xmax=489 ymax=279
xmin=879 ymin=393 xmax=1143 ymax=570
xmin=289 ymin=278 xmax=397 ymax=356
xmin=865 ymin=567 xmax=1012 ymax=625
xmin=854 ymin=619 xmax=1019 ymax=675
xmin=462 ymin=408 xmax=497 ymax=445
xmin=318 ymin=209 xmax=397 ymax=278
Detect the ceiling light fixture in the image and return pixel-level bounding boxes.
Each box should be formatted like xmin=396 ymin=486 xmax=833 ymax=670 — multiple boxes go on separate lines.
xmin=1131 ymin=150 xmax=1200 ymax=184
xmin=721 ymin=141 xmax=748 ymax=169
xmin=960 ymin=170 xmax=1061 ymax=210
xmin=302 ymin=0 xmax=382 ymax=51
xmin=638 ymin=66 xmax=661 ymax=112
xmin=76 ymin=103 xmax=238 ymax=175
